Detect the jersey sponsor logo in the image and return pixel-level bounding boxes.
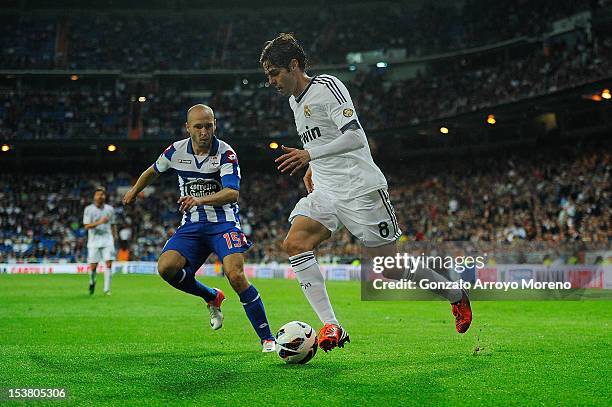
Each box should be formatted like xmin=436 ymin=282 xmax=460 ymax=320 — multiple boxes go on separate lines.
xmin=304 ymin=105 xmax=312 ymax=118
xmin=343 ymin=108 xmax=354 ymax=117
xmin=184 ymin=178 xmax=222 ymax=197
xmin=299 ymin=126 xmax=322 ymax=144
xmin=223 ymin=151 xmax=238 ymax=164
xmin=178 ymin=159 xmax=192 ymax=164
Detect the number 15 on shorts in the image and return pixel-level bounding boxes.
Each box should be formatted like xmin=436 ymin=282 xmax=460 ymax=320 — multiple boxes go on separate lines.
xmin=223 ymin=231 xmax=245 ymax=249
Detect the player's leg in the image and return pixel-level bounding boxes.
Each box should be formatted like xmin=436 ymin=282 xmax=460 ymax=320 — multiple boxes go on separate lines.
xmin=285 ymin=190 xmax=351 ymax=352
xmin=284 ymin=215 xmax=337 ymax=326
xmin=157 ymin=223 xmax=218 ymax=302
xmin=158 ymin=223 xmax=224 ymax=330
xmin=369 ymin=242 xmax=471 ymax=332
xmin=103 ymin=261 xmax=112 ymax=295
xmin=341 ymin=189 xmax=472 ymax=333
xmin=221 ymin=252 xmax=275 ymax=351
xmin=88 ymin=262 xmax=98 ymax=295
xmin=87 ymin=246 xmax=101 ymax=295
xmin=157 ymin=250 xmax=217 ymax=301
xmin=103 ymin=246 xmax=115 ymax=295
xmin=210 ymin=227 xmax=274 ymax=350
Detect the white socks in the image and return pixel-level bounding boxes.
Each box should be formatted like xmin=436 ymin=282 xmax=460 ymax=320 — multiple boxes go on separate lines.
xmin=104 ymin=266 xmax=112 ymax=293
xmin=289 ymin=251 xmax=339 ymax=325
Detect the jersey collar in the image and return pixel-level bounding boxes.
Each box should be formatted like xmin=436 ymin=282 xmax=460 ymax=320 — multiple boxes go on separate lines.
xmin=186 ymin=137 xmax=220 ymax=169
xmin=295 ymin=75 xmax=318 ymax=104
xmin=186 ymin=136 xmax=219 ymax=157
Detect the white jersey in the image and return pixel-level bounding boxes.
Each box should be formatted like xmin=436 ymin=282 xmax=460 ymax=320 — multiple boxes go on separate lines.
xmin=289 ymin=74 xmax=387 ymax=199
xmin=83 ymin=203 xmax=116 ymax=248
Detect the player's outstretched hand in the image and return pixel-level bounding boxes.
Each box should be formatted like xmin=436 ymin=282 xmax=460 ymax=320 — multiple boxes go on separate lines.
xmin=123 ymin=189 xmax=137 ymax=205
xmin=177 ymin=196 xmax=201 ymax=212
xmin=275 ymin=145 xmax=311 ymax=176
xmin=303 ymin=166 xmax=314 ymax=193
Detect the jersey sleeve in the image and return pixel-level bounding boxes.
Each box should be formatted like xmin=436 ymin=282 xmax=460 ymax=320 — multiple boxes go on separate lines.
xmin=322 ymin=76 xmax=362 ymax=134
xmin=83 ymin=206 xmax=92 ymax=225
xmin=220 ymin=149 xmax=241 ymax=191
xmin=153 ymin=144 xmax=176 ymax=173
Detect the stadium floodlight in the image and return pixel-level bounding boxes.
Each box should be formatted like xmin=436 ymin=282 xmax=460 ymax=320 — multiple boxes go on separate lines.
xmin=602 ymin=89 xmax=611 ymax=100
xmin=138 ymin=96 xmax=146 ymax=102
xmin=439 ymin=126 xmax=449 ymax=134
xmin=487 ymin=114 xmax=497 ymax=125
xmin=269 ymin=142 xmax=279 ymax=149
xmin=376 ymin=61 xmax=388 ymax=68
xmin=107 ymin=144 xmax=117 ymax=152
xmin=1 ymin=144 xmax=10 ymax=152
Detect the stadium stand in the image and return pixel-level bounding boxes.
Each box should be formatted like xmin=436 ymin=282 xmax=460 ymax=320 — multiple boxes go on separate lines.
xmin=1 ymin=143 xmax=609 ymax=264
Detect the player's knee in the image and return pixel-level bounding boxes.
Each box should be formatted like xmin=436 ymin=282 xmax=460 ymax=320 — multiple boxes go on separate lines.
xmin=225 ymin=267 xmax=248 ymax=290
xmin=282 ymin=237 xmax=313 ymax=256
xmin=157 ymin=259 xmax=179 ymax=281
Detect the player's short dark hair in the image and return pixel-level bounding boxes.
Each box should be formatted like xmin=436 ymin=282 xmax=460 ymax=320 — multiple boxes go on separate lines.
xmin=259 ymin=33 xmax=307 ymax=71
xmin=94 ymin=186 xmax=106 ymax=195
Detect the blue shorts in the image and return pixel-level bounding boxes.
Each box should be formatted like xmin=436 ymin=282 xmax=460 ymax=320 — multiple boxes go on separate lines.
xmin=161 ymin=222 xmax=252 ymax=276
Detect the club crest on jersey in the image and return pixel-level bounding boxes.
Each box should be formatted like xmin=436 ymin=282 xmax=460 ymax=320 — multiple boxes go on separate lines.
xmin=304 ymin=105 xmax=312 ymax=118
xmin=184 ymin=178 xmax=222 ymax=198
xmin=343 ymin=108 xmax=354 ymax=117
xmin=210 ymin=155 xmax=219 ymax=166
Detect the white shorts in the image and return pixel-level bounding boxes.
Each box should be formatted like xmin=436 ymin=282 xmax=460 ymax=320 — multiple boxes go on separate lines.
xmin=87 ymin=246 xmax=116 ymax=264
xmin=289 ymin=188 xmax=401 ymax=247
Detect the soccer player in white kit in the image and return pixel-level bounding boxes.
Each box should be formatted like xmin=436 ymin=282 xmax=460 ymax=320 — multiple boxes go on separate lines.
xmin=83 ymin=186 xmax=117 ymax=295
xmin=260 ymin=33 xmax=472 ymax=352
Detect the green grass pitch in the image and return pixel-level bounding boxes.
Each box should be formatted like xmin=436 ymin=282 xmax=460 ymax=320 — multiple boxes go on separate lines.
xmin=1 ymin=274 xmax=610 ymax=406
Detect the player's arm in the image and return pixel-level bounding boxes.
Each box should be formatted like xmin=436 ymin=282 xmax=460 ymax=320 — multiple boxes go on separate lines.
xmin=177 ymin=188 xmax=239 ymax=212
xmin=178 ymin=148 xmax=242 ymax=212
xmin=123 ymin=166 xmax=159 ymax=205
xmin=124 ymin=144 xmax=174 ymax=205
xmin=307 ymin=77 xmax=366 ymax=160
xmin=84 ymin=217 xmax=109 ymax=229
xmin=275 ymin=127 xmax=365 ymax=175
xmin=306 ymin=125 xmax=365 ymax=160
xmin=83 ymin=207 xmax=109 ymax=229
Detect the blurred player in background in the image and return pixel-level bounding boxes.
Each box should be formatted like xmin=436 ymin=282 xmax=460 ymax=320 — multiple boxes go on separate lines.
xmin=83 ymin=186 xmax=117 ymax=295
xmin=260 ymin=33 xmax=472 ymax=351
xmin=123 ymin=104 xmax=275 ymax=353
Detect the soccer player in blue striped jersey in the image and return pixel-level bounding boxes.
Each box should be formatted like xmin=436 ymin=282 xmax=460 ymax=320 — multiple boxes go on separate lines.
xmin=260 ymin=34 xmax=472 ymax=351
xmin=123 ymin=104 xmax=275 ymax=353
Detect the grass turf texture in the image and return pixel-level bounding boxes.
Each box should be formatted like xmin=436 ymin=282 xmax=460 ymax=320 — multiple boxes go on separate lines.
xmin=0 ymin=274 xmax=610 ymax=406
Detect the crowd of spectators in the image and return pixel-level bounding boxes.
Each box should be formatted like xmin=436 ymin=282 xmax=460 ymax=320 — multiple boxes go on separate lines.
xmin=0 ymin=0 xmax=598 ymax=71
xmin=1 ymin=143 xmax=609 ymax=264
xmin=2 ymin=27 xmax=610 ymax=141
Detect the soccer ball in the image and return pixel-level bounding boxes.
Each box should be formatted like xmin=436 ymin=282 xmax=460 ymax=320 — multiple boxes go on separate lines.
xmin=275 ymin=321 xmax=318 ymax=364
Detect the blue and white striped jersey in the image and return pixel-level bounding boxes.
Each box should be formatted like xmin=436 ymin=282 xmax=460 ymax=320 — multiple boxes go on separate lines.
xmin=153 ymin=137 xmax=242 ymax=227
